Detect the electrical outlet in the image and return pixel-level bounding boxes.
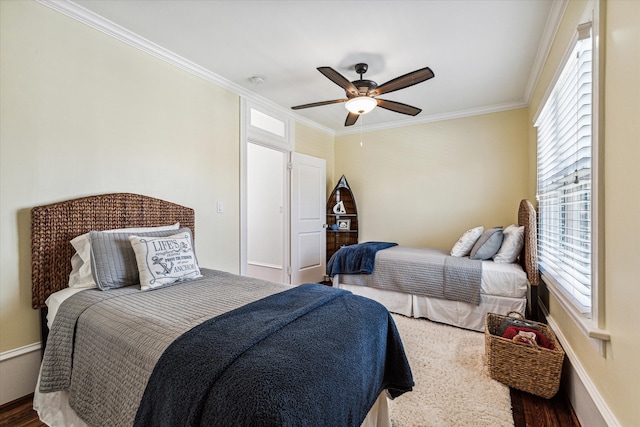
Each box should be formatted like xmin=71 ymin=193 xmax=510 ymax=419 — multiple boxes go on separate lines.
xmin=217 ymin=202 xmax=224 ymax=213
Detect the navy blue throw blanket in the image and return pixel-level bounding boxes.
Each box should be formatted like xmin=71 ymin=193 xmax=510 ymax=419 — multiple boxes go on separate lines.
xmin=134 ymin=283 xmax=413 ymax=427
xmin=327 ymin=241 xmax=398 ymax=277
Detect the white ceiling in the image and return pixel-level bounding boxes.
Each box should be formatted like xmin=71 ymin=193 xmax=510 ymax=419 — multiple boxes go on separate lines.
xmin=63 ymin=0 xmax=560 ymax=134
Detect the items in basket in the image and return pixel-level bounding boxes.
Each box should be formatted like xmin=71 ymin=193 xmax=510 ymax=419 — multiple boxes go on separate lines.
xmin=501 ymin=326 xmax=555 ymax=350
xmin=496 ymin=315 xmax=540 ymax=336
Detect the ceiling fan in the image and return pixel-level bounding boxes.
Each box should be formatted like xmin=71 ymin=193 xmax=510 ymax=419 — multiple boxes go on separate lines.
xmin=291 ymin=63 xmax=434 ymax=126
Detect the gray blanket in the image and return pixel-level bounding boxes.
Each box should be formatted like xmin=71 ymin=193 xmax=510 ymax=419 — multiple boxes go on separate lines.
xmin=338 ymin=246 xmax=483 ymax=305
xmin=39 ymin=269 xmax=293 ymax=426
xmin=39 ymin=269 xmax=410 ymax=426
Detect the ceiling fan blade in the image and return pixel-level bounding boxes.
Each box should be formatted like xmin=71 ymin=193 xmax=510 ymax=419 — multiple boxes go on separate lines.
xmin=370 ymin=67 xmax=434 ymax=96
xmin=318 ymin=67 xmax=359 ymax=97
xmin=291 ymin=99 xmax=348 ymax=110
xmin=345 ymin=112 xmax=359 ymax=126
xmin=376 ymin=99 xmax=422 ymax=116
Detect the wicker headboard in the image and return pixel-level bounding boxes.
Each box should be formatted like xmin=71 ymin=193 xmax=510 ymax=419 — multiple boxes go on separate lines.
xmin=31 ymin=193 xmax=195 ymax=309
xmin=517 ymin=199 xmax=539 ymax=286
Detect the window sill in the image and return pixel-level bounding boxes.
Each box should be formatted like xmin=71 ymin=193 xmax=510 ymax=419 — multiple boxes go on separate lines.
xmin=540 ymin=273 xmax=610 ymax=357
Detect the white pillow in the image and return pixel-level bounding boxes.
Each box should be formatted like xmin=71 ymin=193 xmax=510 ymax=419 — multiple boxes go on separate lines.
xmin=129 ymin=231 xmax=202 ymax=290
xmin=68 ymin=223 xmax=180 ymax=289
xmin=450 ymin=226 xmax=484 ymax=257
xmin=493 ymin=224 xmax=525 ymax=263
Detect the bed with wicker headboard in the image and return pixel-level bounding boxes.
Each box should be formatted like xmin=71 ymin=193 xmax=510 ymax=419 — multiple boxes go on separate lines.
xmin=332 ymin=199 xmax=539 ymax=332
xmin=30 ymin=192 xmax=412 ymax=427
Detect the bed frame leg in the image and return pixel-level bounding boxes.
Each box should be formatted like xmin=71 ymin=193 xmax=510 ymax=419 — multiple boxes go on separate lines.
xmin=40 ymin=307 xmax=48 ymax=358
xmin=528 ymin=286 xmax=540 ymax=321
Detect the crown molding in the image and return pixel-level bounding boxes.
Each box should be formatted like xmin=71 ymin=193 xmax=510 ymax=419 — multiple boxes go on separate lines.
xmin=334 ymin=100 xmax=528 ymax=136
xmin=36 ymin=0 xmax=556 ymax=138
xmin=35 ymin=0 xmax=335 ymax=137
xmin=523 ymin=0 xmax=569 ymax=104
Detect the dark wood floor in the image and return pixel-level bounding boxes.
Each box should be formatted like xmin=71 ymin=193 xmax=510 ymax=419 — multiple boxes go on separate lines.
xmin=511 ymin=388 xmax=580 ymax=427
xmin=1 ymin=389 xmax=580 ymax=427
xmin=0 ymin=394 xmax=44 ymax=427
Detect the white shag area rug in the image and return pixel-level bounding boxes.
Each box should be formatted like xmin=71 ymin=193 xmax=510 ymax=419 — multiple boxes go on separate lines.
xmin=388 ymin=314 xmax=514 ymax=427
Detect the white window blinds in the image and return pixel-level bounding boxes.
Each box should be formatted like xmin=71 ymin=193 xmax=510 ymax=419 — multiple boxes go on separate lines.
xmin=535 ymin=22 xmax=593 ymax=315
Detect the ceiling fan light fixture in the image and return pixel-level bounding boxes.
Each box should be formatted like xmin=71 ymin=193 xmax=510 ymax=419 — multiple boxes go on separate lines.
xmin=345 ymin=96 xmax=377 ymax=115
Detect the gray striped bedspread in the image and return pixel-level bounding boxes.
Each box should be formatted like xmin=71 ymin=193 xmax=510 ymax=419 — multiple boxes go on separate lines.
xmin=39 ymin=269 xmax=292 ymax=427
xmin=338 ymin=246 xmax=482 ymax=305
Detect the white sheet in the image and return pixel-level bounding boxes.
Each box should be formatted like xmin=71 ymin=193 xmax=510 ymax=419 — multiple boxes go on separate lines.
xmin=44 ymin=287 xmax=85 ymax=329
xmin=478 ymin=259 xmax=529 ymax=297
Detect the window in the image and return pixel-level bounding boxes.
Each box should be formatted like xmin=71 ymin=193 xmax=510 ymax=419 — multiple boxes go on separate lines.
xmin=535 ymin=22 xmax=594 ymax=317
xmin=250 ymin=108 xmax=286 ymax=138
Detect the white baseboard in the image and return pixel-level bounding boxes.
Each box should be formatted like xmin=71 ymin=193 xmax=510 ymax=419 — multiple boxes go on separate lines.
xmin=0 ymin=343 xmax=42 ymax=405
xmin=540 ymin=302 xmax=621 ymax=426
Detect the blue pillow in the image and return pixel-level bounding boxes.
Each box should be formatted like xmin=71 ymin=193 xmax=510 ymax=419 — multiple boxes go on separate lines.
xmin=469 ymin=227 xmax=504 ymax=260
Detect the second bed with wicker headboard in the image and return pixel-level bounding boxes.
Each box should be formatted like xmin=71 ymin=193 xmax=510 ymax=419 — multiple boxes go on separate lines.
xmin=332 ymin=199 xmax=539 ymax=332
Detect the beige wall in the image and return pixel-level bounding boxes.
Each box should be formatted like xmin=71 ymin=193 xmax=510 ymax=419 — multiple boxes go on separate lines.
xmin=334 ymin=109 xmax=530 ymax=250
xmin=2 ymin=0 xmax=638 ymax=424
xmin=0 ymin=1 xmax=240 ymax=351
xmin=294 ymin=122 xmax=335 ymax=195
xmin=528 ymin=1 xmax=640 ymax=425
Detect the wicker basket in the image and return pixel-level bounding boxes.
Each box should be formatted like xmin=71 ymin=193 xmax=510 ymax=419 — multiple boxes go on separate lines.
xmin=485 ymin=311 xmax=564 ymax=398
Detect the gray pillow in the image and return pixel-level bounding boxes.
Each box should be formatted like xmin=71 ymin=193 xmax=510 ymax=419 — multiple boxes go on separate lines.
xmin=469 ymin=227 xmax=504 ymax=260
xmin=90 ymin=227 xmax=193 ymax=290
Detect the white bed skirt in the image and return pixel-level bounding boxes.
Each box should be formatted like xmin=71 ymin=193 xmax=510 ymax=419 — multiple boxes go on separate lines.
xmin=335 ymin=281 xmax=526 ymax=332
xmin=33 ymin=372 xmax=391 ymax=427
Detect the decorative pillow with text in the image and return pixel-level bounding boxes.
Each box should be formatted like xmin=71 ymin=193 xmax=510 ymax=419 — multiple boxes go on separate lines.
xmin=129 ymin=231 xmax=202 ymax=290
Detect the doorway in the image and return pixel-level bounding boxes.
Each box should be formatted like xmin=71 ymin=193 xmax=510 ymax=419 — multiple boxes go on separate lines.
xmin=246 ymin=141 xmax=288 ymax=283
xmin=241 ymin=101 xmax=326 ymax=285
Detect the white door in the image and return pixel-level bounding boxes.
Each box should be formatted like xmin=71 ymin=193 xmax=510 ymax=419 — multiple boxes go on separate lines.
xmin=291 ymin=153 xmax=326 ymax=285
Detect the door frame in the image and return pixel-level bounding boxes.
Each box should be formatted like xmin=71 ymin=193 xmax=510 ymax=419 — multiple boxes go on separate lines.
xmin=240 ymin=99 xmax=294 ymax=281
